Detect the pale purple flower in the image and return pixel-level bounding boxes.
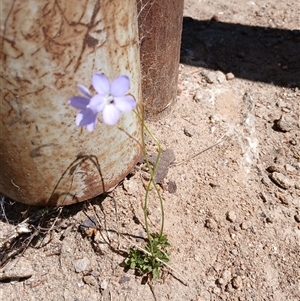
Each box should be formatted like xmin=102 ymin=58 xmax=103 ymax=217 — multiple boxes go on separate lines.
xmin=68 ymin=73 xmax=136 ymax=131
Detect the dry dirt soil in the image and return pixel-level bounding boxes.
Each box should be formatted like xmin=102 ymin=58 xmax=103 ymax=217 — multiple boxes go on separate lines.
xmin=1 ymin=0 xmax=300 ymax=300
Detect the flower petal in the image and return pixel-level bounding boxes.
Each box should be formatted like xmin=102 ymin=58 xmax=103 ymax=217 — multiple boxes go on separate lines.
xmin=114 ymin=95 xmax=136 ymax=112
xmin=69 ymin=96 xmax=89 ymax=109
xmin=111 ymin=75 xmax=130 ymax=96
xmin=102 ymin=104 xmax=121 ymax=125
xmin=76 ymin=108 xmax=97 ymax=126
xmin=77 ymin=84 xmax=92 ymax=98
xmin=92 ymin=73 xmax=110 ymax=95
xmin=76 ymin=112 xmax=84 ymax=126
xmin=89 ymin=94 xmax=106 ymax=112
xmin=87 ymin=121 xmax=97 ymax=132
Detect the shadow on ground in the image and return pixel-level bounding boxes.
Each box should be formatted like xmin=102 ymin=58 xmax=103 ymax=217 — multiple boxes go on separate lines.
xmin=180 ymin=16 xmax=300 ymax=88
xmin=0 ymin=195 xmax=105 ymax=268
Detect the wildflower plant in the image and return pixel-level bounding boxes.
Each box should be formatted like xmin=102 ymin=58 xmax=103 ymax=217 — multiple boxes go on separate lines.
xmin=68 ymin=73 xmax=170 ymax=280
xmin=69 ymin=73 xmax=136 ymax=130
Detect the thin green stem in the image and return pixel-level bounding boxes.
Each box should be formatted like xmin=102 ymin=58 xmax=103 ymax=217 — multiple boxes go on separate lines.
xmin=125 ymin=109 xmax=166 ymax=257
xmin=141 ymin=119 xmax=164 ymax=239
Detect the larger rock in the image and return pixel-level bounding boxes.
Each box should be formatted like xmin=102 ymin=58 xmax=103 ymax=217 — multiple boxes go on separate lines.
xmin=275 ymin=115 xmax=296 ymax=132
xmin=270 ymin=172 xmax=293 ymax=190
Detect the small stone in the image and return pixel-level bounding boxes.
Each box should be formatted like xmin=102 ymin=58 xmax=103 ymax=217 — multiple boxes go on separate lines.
xmin=261 ymin=176 xmax=272 ymax=187
xmin=225 ymin=282 xmax=234 ymax=292
xmin=228 ymin=226 xmax=235 ymax=237
xmin=241 ymin=221 xmax=251 ymax=230
xmin=83 ymin=275 xmax=98 ymax=286
xmin=289 ymin=139 xmax=297 ymax=145
xmin=226 ymin=210 xmax=237 ymax=223
xmin=259 ymin=191 xmax=272 ymax=203
xmin=0 ymin=259 xmax=34 ymax=281
xmin=266 ymin=216 xmax=274 ymax=223
xmin=270 ymin=172 xmax=293 ymax=189
xmin=74 ymin=257 xmax=90 ymax=273
xmin=201 ymin=70 xmax=216 ymax=84
xmin=205 ymin=218 xmax=218 ymax=230
xmin=251 ymin=226 xmax=257 ymax=234
xmin=234 ymin=224 xmax=241 ymax=231
xmin=282 ymin=107 xmax=291 ymax=113
xmin=230 ymin=249 xmax=238 ymax=256
xmin=177 ymin=83 xmax=184 ymax=95
xmin=100 ymin=279 xmax=108 ymax=290
xmin=79 ymin=216 xmax=98 ymax=237
xmin=266 ymin=165 xmax=281 ymax=173
xmin=212 ymin=286 xmax=221 ymax=294
xmin=285 ymin=164 xmax=297 ymax=173
xmin=123 ymin=178 xmax=138 ymax=195
xmin=294 ymin=215 xmax=300 ymax=223
xmin=193 ymin=91 xmax=202 ymax=103
xmin=216 ymin=71 xmax=226 ymax=83
xmin=184 ymin=127 xmax=195 ymax=137
xmin=222 ymin=270 xmax=232 ymax=282
xmin=275 ymin=192 xmax=289 ymax=205
xmin=226 ymin=72 xmax=235 ymax=80
xmin=217 ymin=277 xmax=225 ymax=285
xmin=167 ymin=180 xmax=177 ymax=193
xmin=276 ymin=100 xmax=287 ymax=108
xmin=194 ymin=255 xmax=201 ymax=262
xmin=232 ymin=276 xmax=243 ymax=289
xmin=275 ymin=115 xmax=294 ymax=132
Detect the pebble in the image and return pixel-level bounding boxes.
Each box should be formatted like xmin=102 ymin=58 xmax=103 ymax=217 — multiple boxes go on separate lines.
xmin=275 ymin=192 xmax=289 ymax=205
xmin=226 ymin=72 xmax=235 ymax=80
xmin=285 ymin=164 xmax=297 ymax=173
xmin=275 ymin=115 xmax=294 ymax=132
xmin=205 ymin=218 xmax=218 ymax=229
xmin=270 ymin=172 xmax=293 ymax=189
xmin=0 ymin=259 xmax=34 ymax=281
xmin=230 ymin=249 xmax=239 ymax=256
xmin=261 ymin=176 xmax=272 ymax=187
xmin=226 ymin=210 xmax=237 ymax=223
xmin=217 ymin=277 xmax=225 ymax=285
xmin=259 ymin=191 xmax=272 ymax=203
xmin=282 ymin=107 xmax=291 ymax=113
xmin=167 ymin=180 xmax=177 ymax=193
xmin=201 ymin=70 xmax=216 ymax=84
xmin=225 ymin=282 xmax=234 ymax=292
xmin=232 ymin=276 xmax=243 ymax=289
xmin=177 ymin=83 xmax=184 ymax=95
xmin=123 ymin=178 xmax=138 ymax=195
xmin=241 ymin=221 xmax=251 ymax=230
xmin=294 ymin=215 xmax=300 ymax=223
xmin=83 ymin=275 xmax=98 ymax=286
xmin=266 ymin=165 xmax=281 ymax=173
xmin=74 ymin=257 xmax=91 ymax=273
xmin=216 ymin=71 xmax=226 ymax=83
xmin=184 ymin=127 xmax=195 ymax=137
xmin=193 ymin=91 xmax=202 ymax=103
xmin=266 ymin=216 xmax=274 ymax=223
xmin=222 ymin=270 xmax=232 ymax=282
xmin=212 ymin=286 xmax=221 ymax=294
xmin=100 ymin=279 xmax=108 ymax=290
xmin=276 ymin=100 xmax=287 ymax=108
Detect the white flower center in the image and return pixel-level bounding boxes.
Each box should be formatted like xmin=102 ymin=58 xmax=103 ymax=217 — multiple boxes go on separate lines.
xmin=106 ymin=94 xmax=114 ymax=105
